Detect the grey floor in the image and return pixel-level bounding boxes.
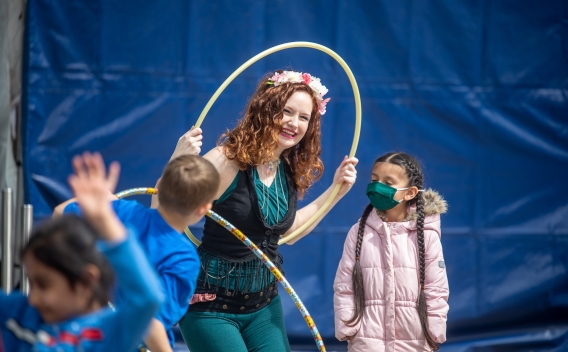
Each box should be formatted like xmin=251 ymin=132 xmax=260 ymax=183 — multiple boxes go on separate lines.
xmin=172 ymin=327 xmax=347 ymax=352
xmin=174 ymin=343 xmax=347 ymax=352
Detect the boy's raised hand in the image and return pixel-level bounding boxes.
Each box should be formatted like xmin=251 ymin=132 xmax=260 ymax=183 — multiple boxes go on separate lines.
xmin=68 ymin=152 xmax=126 ymax=241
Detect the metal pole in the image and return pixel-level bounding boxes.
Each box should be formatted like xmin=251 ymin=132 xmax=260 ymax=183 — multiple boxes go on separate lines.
xmin=21 ymin=204 xmax=32 ymax=294
xmin=2 ymin=188 xmax=13 ymax=293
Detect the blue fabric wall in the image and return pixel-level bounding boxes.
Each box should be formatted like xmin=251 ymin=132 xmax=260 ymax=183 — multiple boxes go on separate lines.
xmin=23 ymin=0 xmax=568 ymax=350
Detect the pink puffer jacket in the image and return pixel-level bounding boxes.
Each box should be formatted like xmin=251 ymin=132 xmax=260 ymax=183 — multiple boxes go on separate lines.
xmin=334 ymin=190 xmax=449 ymax=351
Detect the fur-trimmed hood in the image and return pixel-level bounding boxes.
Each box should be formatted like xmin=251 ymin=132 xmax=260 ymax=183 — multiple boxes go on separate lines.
xmin=375 ymin=188 xmax=447 ymax=222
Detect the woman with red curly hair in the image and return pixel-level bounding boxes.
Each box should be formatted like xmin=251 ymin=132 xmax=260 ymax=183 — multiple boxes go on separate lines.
xmin=167 ymin=70 xmax=358 ymax=352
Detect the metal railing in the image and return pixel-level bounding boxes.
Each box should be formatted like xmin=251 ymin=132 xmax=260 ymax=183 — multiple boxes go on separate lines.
xmin=21 ymin=204 xmax=33 ymax=294
xmin=2 ymin=188 xmax=13 ymax=293
xmin=2 ymin=188 xmax=33 ymax=294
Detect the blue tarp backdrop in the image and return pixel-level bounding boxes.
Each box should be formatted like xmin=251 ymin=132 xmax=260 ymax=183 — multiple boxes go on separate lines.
xmin=23 ymin=0 xmax=568 ymax=350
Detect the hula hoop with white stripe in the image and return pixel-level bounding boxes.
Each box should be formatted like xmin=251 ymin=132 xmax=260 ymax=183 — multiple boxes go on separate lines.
xmin=116 ymin=187 xmax=326 ymax=351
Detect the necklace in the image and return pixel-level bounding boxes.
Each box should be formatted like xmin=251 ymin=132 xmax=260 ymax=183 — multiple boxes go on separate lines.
xmin=267 ymin=159 xmax=280 ymax=173
xmin=257 ymin=161 xmax=288 ymax=223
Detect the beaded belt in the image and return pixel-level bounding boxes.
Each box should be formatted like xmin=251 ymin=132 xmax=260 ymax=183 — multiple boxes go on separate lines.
xmin=189 ymin=281 xmax=279 ymax=313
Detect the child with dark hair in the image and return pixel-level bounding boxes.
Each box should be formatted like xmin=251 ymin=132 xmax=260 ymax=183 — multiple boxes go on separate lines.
xmin=333 ymin=152 xmax=449 ymax=351
xmin=0 ymin=152 xmax=164 ymax=351
xmin=55 ymin=154 xmax=220 ymax=351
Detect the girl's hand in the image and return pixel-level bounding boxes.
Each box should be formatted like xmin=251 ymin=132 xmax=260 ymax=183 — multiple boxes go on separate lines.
xmin=333 ymin=156 xmax=358 ymax=197
xmin=171 ymin=127 xmax=203 ymax=160
xmin=68 ymin=152 xmax=125 ymax=241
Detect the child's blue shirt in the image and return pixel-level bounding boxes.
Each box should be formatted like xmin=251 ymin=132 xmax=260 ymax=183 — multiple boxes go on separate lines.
xmin=65 ymin=200 xmax=199 ymax=347
xmin=0 ymin=229 xmax=164 ymax=351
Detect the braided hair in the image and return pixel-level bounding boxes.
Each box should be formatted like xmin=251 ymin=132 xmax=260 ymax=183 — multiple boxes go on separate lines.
xmin=345 ymin=152 xmax=439 ymax=350
xmin=343 ymin=203 xmax=373 ymax=327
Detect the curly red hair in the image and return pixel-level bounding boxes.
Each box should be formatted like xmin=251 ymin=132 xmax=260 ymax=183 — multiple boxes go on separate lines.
xmin=219 ymin=71 xmax=324 ymax=199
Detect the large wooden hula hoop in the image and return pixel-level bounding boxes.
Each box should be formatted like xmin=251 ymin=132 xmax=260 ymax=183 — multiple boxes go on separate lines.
xmin=186 ymin=41 xmax=361 ymax=246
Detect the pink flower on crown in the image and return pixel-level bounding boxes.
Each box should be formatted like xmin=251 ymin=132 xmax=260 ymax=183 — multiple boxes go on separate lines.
xmin=269 ymin=73 xmax=283 ymax=86
xmin=267 ymin=70 xmax=330 ymax=115
xmin=318 ymin=97 xmax=331 ymax=115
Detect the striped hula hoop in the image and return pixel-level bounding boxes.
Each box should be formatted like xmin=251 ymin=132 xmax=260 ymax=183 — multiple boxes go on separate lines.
xmin=116 ymin=187 xmax=326 ymax=351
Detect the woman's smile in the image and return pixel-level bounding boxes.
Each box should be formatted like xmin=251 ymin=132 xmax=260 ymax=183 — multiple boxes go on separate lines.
xmin=280 ymin=128 xmax=297 ymax=139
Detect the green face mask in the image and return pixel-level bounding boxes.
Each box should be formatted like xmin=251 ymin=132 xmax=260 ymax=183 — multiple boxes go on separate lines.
xmin=366 ymin=182 xmax=409 ymax=210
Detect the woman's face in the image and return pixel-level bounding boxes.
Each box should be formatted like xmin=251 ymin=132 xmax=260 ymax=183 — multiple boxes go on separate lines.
xmin=276 ymin=91 xmax=313 ymax=155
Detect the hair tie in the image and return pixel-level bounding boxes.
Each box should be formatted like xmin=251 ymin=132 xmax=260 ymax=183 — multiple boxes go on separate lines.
xmin=355 ymin=256 xmax=360 ymax=261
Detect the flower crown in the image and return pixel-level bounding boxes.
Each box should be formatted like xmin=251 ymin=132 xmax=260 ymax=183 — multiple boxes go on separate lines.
xmin=267 ymin=71 xmax=331 ymax=115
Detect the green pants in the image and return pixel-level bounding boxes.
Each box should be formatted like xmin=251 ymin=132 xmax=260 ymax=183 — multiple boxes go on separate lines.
xmin=179 ymin=295 xmax=291 ymax=352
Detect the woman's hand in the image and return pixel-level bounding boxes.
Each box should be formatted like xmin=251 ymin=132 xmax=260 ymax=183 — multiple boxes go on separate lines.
xmin=170 ymin=127 xmax=203 ymax=160
xmin=333 ymin=156 xmax=359 ymax=197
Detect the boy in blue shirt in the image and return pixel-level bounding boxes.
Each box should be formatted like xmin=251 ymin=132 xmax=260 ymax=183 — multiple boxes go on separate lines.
xmin=55 ymin=155 xmax=220 ymax=351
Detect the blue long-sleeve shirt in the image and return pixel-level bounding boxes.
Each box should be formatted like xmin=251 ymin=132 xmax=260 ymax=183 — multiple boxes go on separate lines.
xmin=65 ymin=200 xmax=200 ymax=347
xmin=0 ymin=229 xmax=164 ymax=352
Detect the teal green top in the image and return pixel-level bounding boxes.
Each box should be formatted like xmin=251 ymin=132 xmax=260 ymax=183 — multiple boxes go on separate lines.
xmin=199 ymin=247 xmax=280 ymax=292
xmin=252 ymin=162 xmax=288 ymax=226
xmin=216 ymin=163 xmax=288 ymax=226
xmin=205 ymin=163 xmax=289 ymax=292
xmin=216 ymin=173 xmax=239 ymax=204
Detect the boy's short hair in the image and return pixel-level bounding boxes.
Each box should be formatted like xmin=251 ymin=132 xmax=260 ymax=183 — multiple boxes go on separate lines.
xmin=158 ymin=155 xmax=220 ymax=215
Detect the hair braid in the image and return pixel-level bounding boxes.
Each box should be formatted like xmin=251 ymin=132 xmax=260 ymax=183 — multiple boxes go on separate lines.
xmin=400 ymin=157 xmax=439 ymax=351
xmin=416 ymin=193 xmax=426 ymax=290
xmin=416 ymin=191 xmax=439 ymax=350
xmin=344 ymin=203 xmax=374 ymax=327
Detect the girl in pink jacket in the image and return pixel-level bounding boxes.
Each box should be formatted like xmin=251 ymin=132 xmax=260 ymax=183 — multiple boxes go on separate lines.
xmin=334 ymin=152 xmax=449 ymax=351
